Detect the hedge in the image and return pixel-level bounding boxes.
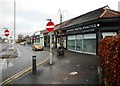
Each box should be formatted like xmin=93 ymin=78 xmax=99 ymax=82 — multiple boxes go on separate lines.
xmin=98 ymin=34 xmax=120 ymax=85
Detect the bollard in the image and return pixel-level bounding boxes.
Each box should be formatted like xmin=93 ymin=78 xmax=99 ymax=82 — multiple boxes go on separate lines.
xmin=32 ymin=55 xmax=36 ymax=74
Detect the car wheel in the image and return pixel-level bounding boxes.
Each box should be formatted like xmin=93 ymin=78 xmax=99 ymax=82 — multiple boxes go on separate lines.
xmin=33 ymin=48 xmax=36 ymax=51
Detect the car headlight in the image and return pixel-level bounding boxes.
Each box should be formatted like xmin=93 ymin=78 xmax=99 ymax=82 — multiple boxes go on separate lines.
xmin=35 ymin=46 xmax=38 ymax=48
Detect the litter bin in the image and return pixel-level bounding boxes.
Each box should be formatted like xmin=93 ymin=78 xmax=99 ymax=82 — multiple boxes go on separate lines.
xmin=57 ymin=46 xmax=64 ymax=56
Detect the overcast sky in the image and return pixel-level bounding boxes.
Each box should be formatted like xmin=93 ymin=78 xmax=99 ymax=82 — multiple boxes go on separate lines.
xmin=0 ymin=0 xmax=120 ymax=38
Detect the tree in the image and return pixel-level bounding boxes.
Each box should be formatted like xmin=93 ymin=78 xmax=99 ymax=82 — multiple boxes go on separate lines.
xmin=17 ymin=34 xmax=23 ymax=43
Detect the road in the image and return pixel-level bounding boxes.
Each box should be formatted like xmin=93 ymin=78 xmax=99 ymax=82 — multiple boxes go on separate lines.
xmin=2 ymin=44 xmax=49 ymax=82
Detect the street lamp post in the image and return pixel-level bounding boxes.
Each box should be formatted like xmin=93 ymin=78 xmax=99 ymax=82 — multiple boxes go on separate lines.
xmin=14 ymin=0 xmax=16 ymax=51
xmin=58 ymin=9 xmax=67 ymax=46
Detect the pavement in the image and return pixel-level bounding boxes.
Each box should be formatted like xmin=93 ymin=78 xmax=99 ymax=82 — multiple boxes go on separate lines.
xmin=7 ymin=47 xmax=100 ymax=85
xmin=0 ymin=49 xmax=18 ymax=58
xmin=0 ymin=43 xmax=18 ymax=58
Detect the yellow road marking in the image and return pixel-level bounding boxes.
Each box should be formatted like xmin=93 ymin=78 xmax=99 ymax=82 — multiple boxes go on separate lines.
xmin=1 ymin=58 xmax=49 ymax=85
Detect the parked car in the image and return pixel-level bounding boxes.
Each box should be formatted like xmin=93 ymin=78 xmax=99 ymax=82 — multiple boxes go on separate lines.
xmin=32 ymin=43 xmax=44 ymax=51
xmin=20 ymin=42 xmax=27 ymax=45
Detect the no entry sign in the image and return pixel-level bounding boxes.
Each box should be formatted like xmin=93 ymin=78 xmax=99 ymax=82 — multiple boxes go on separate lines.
xmin=46 ymin=21 xmax=54 ymax=32
xmin=4 ymin=29 xmax=10 ymax=37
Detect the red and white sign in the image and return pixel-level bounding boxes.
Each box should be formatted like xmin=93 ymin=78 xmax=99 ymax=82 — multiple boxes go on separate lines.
xmin=46 ymin=21 xmax=54 ymax=32
xmin=4 ymin=29 xmax=10 ymax=37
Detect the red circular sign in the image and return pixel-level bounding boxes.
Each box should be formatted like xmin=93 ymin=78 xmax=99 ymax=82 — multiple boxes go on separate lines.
xmin=4 ymin=29 xmax=9 ymax=37
xmin=46 ymin=21 xmax=54 ymax=32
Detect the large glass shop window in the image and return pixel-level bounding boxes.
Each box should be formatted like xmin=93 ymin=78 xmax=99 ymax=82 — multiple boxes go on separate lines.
xmin=83 ymin=34 xmax=96 ymax=53
xmin=76 ymin=35 xmax=83 ymax=51
xmin=67 ymin=35 xmax=75 ymax=50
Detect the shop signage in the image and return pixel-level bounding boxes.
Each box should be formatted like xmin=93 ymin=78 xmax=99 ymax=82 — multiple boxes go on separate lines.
xmin=82 ymin=24 xmax=97 ymax=30
xmin=67 ymin=24 xmax=97 ymax=33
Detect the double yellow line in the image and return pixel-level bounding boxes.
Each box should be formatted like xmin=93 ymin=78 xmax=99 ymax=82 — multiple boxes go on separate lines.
xmin=1 ymin=58 xmax=49 ymax=86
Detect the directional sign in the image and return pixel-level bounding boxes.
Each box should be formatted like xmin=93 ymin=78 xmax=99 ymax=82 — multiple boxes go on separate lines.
xmin=4 ymin=29 xmax=10 ymax=37
xmin=46 ymin=21 xmax=54 ymax=32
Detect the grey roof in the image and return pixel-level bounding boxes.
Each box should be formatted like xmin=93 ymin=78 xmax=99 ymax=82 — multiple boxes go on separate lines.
xmin=41 ymin=5 xmax=120 ymax=34
xmin=59 ymin=5 xmax=120 ymax=28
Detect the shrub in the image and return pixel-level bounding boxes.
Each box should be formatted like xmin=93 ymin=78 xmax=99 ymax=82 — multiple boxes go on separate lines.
xmin=98 ymin=35 xmax=120 ymax=85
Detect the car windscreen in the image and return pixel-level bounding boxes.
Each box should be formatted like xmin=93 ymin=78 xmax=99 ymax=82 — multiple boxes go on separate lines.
xmin=34 ymin=43 xmax=39 ymax=45
xmin=34 ymin=43 xmax=42 ymax=45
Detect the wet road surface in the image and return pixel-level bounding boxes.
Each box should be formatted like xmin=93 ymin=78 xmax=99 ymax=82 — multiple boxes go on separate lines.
xmin=2 ymin=44 xmax=49 ymax=81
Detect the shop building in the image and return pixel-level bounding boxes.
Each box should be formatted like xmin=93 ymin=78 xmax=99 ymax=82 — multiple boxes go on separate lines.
xmin=30 ymin=30 xmax=44 ymax=45
xmin=53 ymin=6 xmax=120 ymax=55
xmin=39 ymin=31 xmax=44 ymax=46
xmin=41 ymin=6 xmax=120 ymax=55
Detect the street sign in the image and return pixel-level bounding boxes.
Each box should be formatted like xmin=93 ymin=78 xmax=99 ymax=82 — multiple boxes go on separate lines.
xmin=46 ymin=21 xmax=54 ymax=32
xmin=46 ymin=21 xmax=54 ymax=64
xmin=4 ymin=29 xmax=10 ymax=37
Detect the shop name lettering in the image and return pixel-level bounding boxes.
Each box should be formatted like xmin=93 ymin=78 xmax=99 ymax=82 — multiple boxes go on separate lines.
xmin=67 ymin=24 xmax=97 ymax=32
